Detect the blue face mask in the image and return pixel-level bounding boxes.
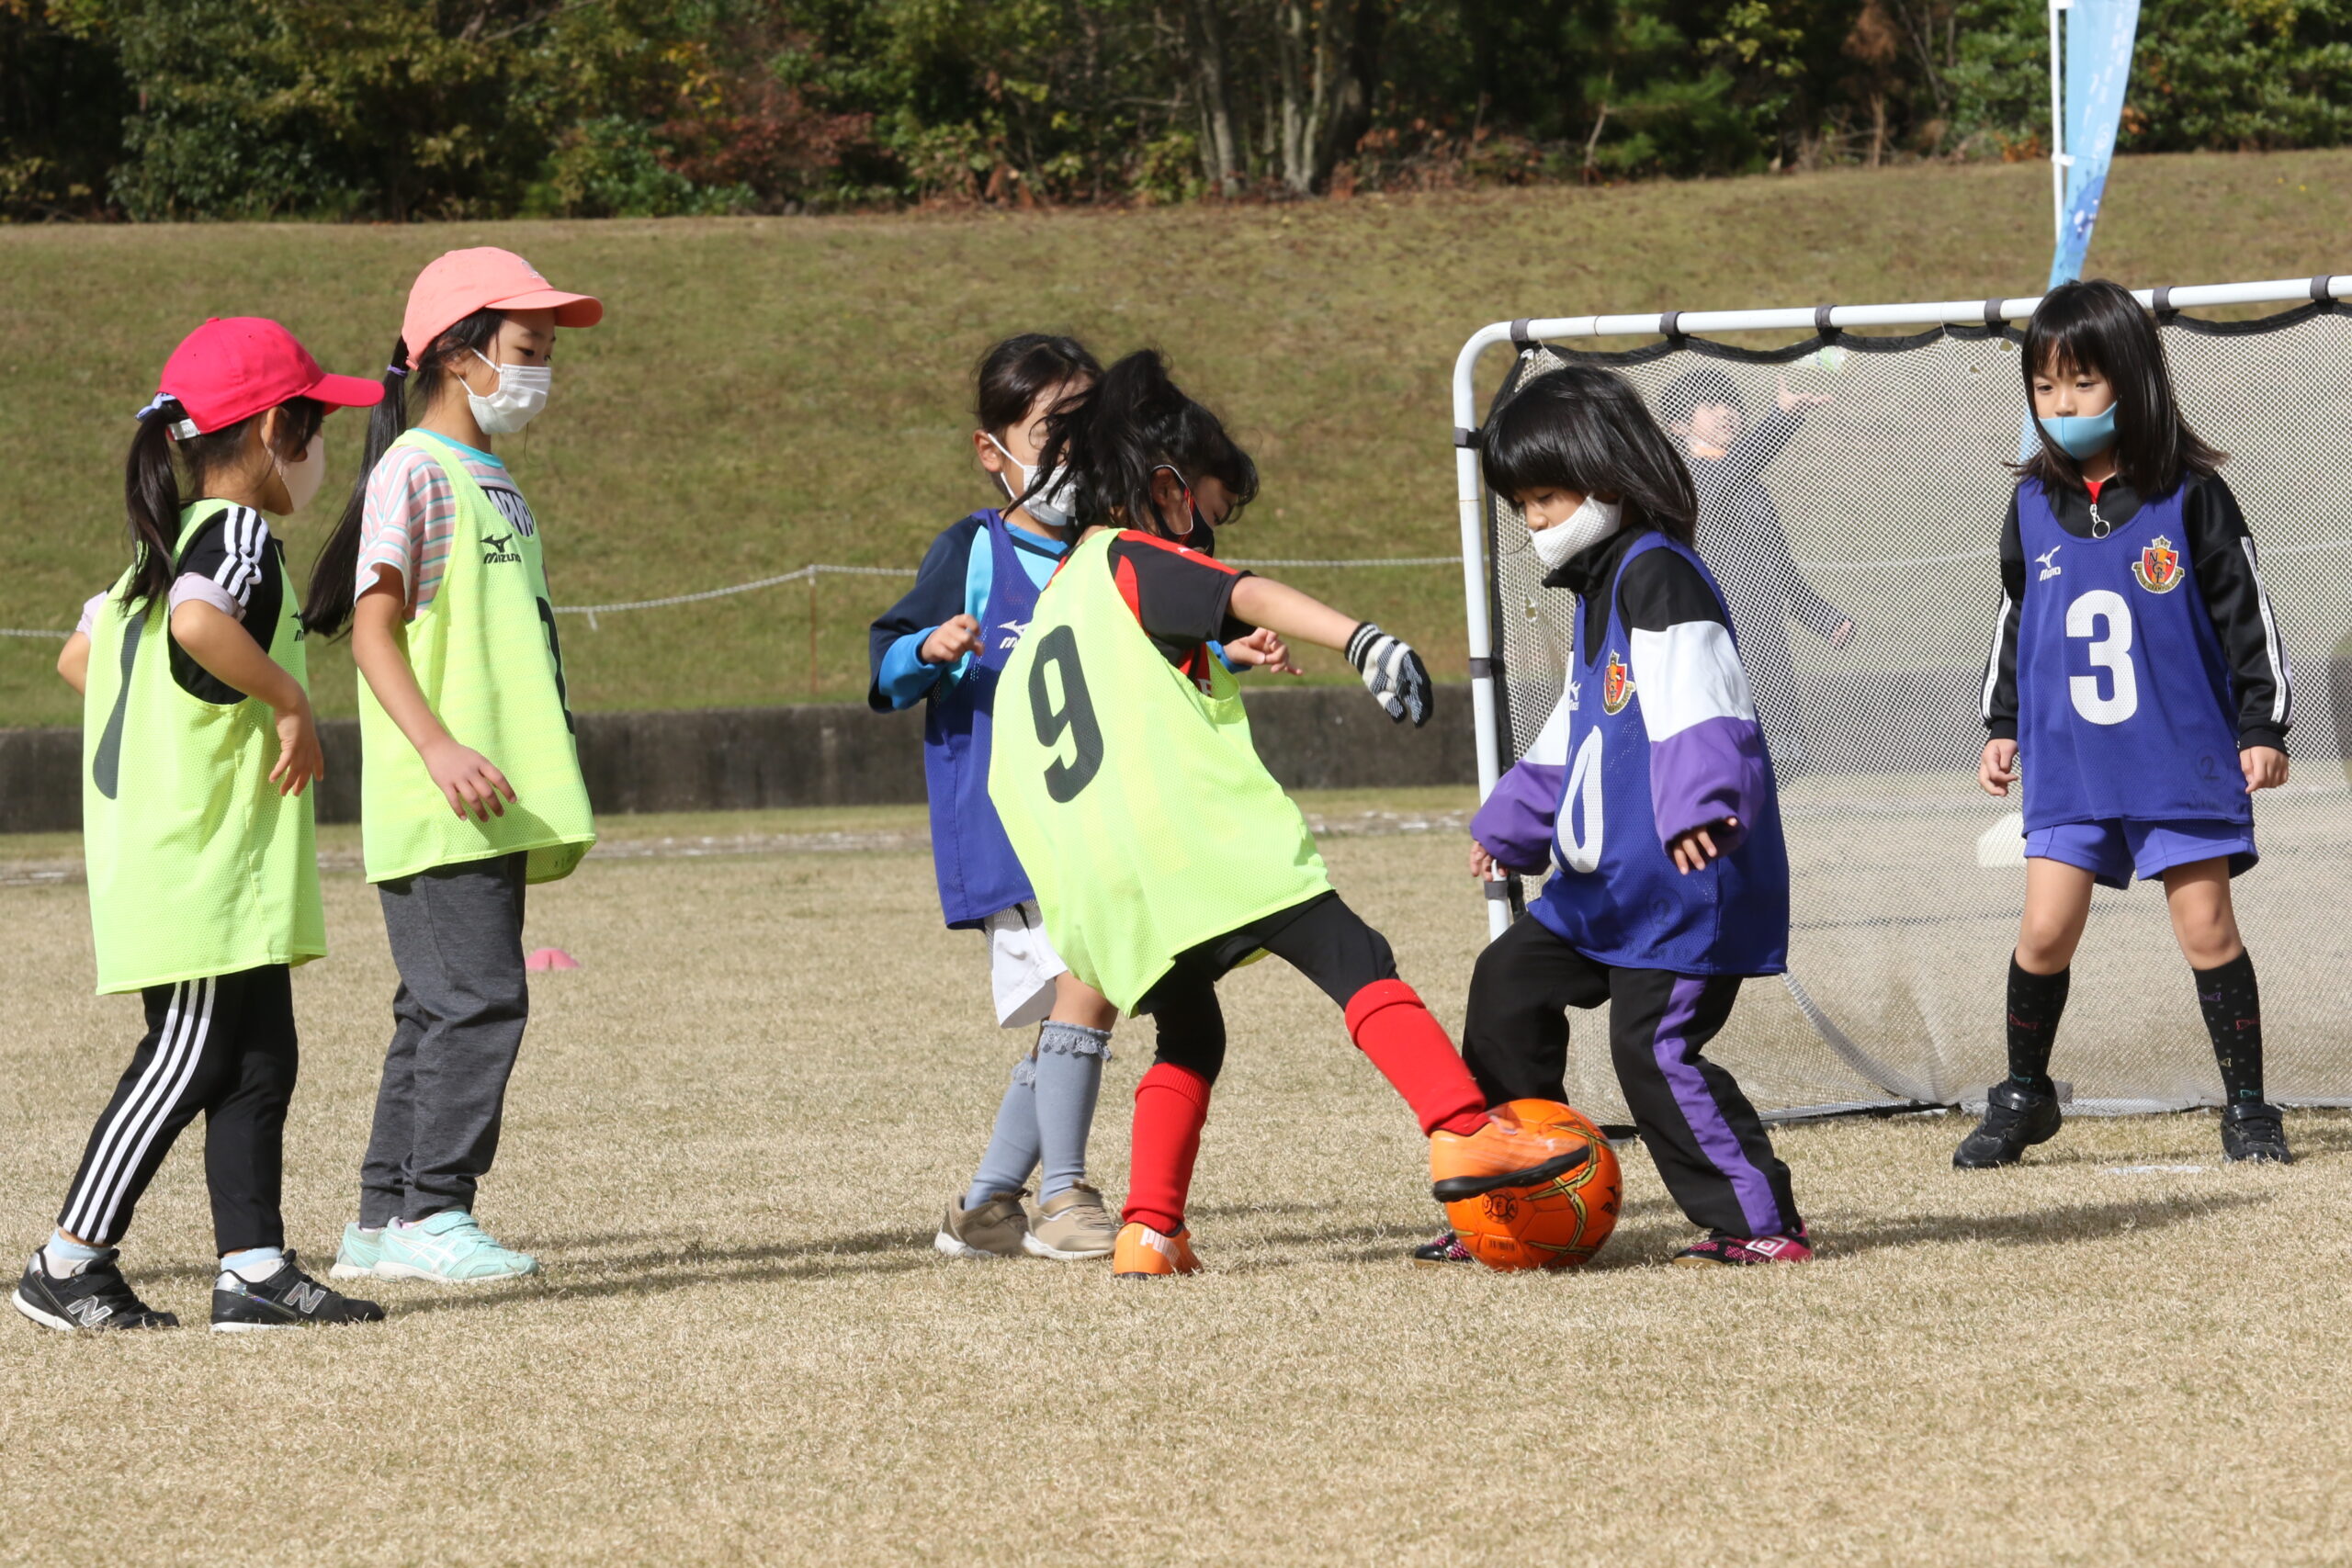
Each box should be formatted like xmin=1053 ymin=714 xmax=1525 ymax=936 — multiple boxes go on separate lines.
xmin=2039 ymin=403 xmax=2117 ymax=459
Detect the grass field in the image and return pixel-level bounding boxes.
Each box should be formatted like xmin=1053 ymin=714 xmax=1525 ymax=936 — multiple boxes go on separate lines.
xmin=6 ymin=807 xmax=2351 ymax=1564
xmin=6 ymin=149 xmax=2352 ymax=728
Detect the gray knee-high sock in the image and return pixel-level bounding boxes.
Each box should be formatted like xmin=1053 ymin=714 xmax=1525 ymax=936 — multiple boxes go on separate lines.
xmin=1032 ymin=1022 xmax=1112 ymax=1201
xmin=965 ymin=1054 xmax=1042 ymax=1213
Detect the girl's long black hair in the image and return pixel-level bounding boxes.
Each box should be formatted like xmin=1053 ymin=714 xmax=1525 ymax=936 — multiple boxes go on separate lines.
xmin=302 ymin=307 xmax=506 ymax=636
xmin=1029 ymin=349 xmax=1258 ymax=538
xmin=975 ymin=333 xmax=1101 ymax=437
xmin=2018 ymin=277 xmax=2224 ymax=498
xmin=122 ymin=395 xmax=323 ymax=615
xmin=1481 ymin=364 xmax=1701 ymax=545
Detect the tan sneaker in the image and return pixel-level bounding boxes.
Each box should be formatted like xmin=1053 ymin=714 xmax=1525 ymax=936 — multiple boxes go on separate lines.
xmin=934 ymin=1190 xmax=1029 ymax=1259
xmin=1023 ymin=1182 xmax=1118 ymax=1260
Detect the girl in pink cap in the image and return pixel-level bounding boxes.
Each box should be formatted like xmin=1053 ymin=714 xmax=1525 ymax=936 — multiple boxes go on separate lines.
xmin=303 ymin=249 xmax=603 ymax=1286
xmin=17 ymin=318 xmax=388 ymax=1336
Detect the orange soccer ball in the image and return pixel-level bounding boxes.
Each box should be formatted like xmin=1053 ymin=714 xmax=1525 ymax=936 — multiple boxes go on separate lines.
xmin=1443 ymin=1099 xmax=1622 ymax=1271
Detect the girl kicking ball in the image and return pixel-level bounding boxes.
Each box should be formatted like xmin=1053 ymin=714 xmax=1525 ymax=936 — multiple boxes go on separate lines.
xmin=866 ymin=333 xmax=1129 ymax=1262
xmin=1419 ymin=364 xmax=1808 ymax=1269
xmin=302 ymin=248 xmax=603 ymax=1282
xmin=987 ymin=349 xmax=1587 ymax=1279
xmin=1963 ymin=278 xmax=2293 ymax=1168
xmin=15 ymin=318 xmax=386 ymax=1333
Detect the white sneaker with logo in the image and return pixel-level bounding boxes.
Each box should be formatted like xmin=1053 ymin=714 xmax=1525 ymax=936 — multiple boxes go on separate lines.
xmin=376 ymin=1210 xmax=540 ymax=1283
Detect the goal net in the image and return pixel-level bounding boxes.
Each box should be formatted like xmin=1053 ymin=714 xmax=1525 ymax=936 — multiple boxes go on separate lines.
xmin=1453 ymin=278 xmax=2352 ymax=1118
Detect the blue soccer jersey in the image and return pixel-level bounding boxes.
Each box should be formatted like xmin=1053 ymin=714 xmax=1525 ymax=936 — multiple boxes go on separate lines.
xmin=868 ymin=511 xmax=1063 ymax=927
xmin=1993 ymin=477 xmax=2281 ymax=830
xmin=1476 ymin=528 xmax=1790 ymax=976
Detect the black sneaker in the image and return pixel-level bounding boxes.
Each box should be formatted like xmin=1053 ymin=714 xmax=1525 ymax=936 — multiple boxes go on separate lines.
xmin=12 ymin=1248 xmax=177 ymax=1333
xmin=1410 ymin=1230 xmax=1475 ymax=1267
xmin=2221 ymin=1102 xmax=2293 ymax=1165
xmin=211 ymin=1251 xmax=387 ymax=1333
xmin=1952 ymin=1081 xmax=2063 ymax=1169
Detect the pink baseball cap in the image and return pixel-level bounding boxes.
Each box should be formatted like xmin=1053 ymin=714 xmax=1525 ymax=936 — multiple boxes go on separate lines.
xmin=401 ymin=247 xmax=603 ymax=356
xmin=153 ymin=317 xmax=384 ymax=435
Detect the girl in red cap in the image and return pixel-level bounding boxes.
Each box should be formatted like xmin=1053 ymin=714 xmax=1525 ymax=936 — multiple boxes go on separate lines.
xmin=303 ymin=249 xmax=602 ymax=1286
xmin=16 ymin=318 xmax=388 ymax=1335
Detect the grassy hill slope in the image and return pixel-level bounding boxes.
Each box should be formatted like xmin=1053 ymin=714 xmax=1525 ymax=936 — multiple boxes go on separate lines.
xmin=4 ymin=150 xmax=2347 ymax=727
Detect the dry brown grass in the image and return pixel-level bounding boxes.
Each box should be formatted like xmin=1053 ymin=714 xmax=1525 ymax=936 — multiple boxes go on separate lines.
xmin=4 ymin=808 xmax=2349 ymax=1565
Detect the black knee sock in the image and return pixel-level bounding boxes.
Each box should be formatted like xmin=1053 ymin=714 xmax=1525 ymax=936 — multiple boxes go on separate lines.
xmin=2195 ymin=951 xmax=2265 ymax=1106
xmin=2006 ymin=955 xmax=2071 ymax=1093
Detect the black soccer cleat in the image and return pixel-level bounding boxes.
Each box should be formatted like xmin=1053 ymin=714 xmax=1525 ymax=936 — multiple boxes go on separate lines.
xmin=12 ymin=1248 xmax=178 ymax=1333
xmin=1952 ymin=1081 xmax=2064 ymax=1169
xmin=2220 ymin=1102 xmax=2293 ymax=1165
xmin=1409 ymin=1230 xmax=1475 ymax=1267
xmin=210 ymin=1251 xmax=387 ymax=1333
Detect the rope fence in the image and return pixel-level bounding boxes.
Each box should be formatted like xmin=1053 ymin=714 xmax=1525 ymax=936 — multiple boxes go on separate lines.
xmin=2 ymin=554 xmax=1467 ymax=640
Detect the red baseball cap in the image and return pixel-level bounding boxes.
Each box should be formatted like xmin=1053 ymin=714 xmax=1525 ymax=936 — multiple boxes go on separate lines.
xmin=154 ymin=317 xmax=384 ymax=435
xmin=401 ymin=247 xmax=603 ymax=358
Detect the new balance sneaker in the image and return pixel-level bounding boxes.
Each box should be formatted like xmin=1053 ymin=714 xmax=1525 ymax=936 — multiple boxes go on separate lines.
xmin=1024 ymin=1182 xmax=1117 ymax=1260
xmin=2221 ymin=1102 xmax=2293 ymax=1164
xmin=375 ymin=1210 xmax=540 ymax=1283
xmin=328 ymin=1223 xmax=389 ymax=1281
xmin=934 ymin=1191 xmax=1029 ymax=1259
xmin=211 ymin=1252 xmax=387 ymax=1332
xmin=1429 ymin=1108 xmax=1593 ymax=1202
xmin=1112 ymin=1223 xmax=1201 ymax=1279
xmin=12 ymin=1247 xmax=177 ymax=1333
xmin=1951 ymin=1081 xmax=2063 ymax=1169
xmin=1410 ymin=1230 xmax=1474 ymax=1267
xmin=1673 ymin=1224 xmax=1815 ymax=1268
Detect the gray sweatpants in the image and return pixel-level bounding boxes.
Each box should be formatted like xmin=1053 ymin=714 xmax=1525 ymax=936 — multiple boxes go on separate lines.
xmin=357 ymin=853 xmax=529 ymax=1227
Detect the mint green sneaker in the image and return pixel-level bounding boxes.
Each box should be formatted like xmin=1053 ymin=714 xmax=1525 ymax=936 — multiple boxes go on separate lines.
xmin=376 ymin=1210 xmax=539 ymax=1284
xmin=328 ymin=1223 xmax=388 ymax=1281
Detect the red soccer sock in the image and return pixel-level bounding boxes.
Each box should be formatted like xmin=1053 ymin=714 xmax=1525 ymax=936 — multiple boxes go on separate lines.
xmin=1345 ymin=979 xmax=1488 ymax=1138
xmin=1123 ymin=1062 xmax=1212 ymax=1234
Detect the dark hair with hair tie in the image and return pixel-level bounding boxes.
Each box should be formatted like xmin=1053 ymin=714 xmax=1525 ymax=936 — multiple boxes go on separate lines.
xmin=119 ymin=395 xmax=322 ymax=615
xmin=1029 ymin=349 xmax=1258 ymax=540
xmin=303 ymin=307 xmax=506 ymax=636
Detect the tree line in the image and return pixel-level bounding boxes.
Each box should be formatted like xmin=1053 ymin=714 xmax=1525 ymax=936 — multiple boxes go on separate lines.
xmin=6 ymin=0 xmax=2350 ymax=221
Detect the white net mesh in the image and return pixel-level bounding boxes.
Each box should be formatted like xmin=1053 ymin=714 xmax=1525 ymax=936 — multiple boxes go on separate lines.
xmin=1476 ymin=303 xmax=2352 ymax=1117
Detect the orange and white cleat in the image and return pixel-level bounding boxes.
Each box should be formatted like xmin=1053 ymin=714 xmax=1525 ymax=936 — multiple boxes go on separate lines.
xmin=1112 ymin=1223 xmax=1202 ymax=1279
xmin=1428 ymin=1108 xmax=1594 ymax=1203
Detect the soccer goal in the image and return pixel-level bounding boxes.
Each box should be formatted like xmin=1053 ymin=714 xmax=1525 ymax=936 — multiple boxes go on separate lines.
xmin=1450 ymin=276 xmax=2352 ymax=1119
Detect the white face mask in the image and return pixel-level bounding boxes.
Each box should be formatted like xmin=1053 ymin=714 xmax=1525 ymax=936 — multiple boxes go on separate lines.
xmin=468 ymin=349 xmax=552 ymax=435
xmin=1529 ymin=494 xmax=1623 ymax=571
xmin=986 ymin=434 xmax=1076 ymax=529
xmin=274 ymin=432 xmax=326 ymax=513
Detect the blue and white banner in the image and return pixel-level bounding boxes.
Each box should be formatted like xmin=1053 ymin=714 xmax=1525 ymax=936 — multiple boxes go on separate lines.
xmin=2049 ymin=0 xmax=2142 ymax=288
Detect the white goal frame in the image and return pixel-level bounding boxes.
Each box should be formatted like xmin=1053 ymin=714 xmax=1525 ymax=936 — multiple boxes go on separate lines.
xmin=1449 ymin=272 xmax=2351 ymax=948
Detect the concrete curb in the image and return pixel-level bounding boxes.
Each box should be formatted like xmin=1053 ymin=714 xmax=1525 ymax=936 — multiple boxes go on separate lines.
xmin=0 ymin=683 xmax=1477 ymax=833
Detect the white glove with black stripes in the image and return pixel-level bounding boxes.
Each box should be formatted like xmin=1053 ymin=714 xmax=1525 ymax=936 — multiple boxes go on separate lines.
xmin=1345 ymin=622 xmax=1433 ymax=728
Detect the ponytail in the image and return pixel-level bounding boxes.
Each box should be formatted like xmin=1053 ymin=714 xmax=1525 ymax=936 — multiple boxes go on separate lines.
xmin=303 ymin=336 xmax=413 ymax=637
xmin=121 ymin=401 xmax=187 ymax=615
xmin=119 ymin=395 xmax=320 ymax=615
xmin=1031 ymin=349 xmax=1258 ymax=539
xmin=304 ymin=308 xmax=507 ymax=637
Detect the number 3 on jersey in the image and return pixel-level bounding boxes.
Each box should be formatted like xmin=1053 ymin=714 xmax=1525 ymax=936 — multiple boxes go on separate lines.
xmin=2065 ymin=589 xmax=2138 ymax=725
xmin=1029 ymin=626 xmax=1104 ymax=801
xmin=1555 ymin=728 xmax=1605 ymax=873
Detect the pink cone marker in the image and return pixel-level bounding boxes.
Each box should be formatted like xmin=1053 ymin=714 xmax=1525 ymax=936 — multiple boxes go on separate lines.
xmin=526 ymin=947 xmax=581 ymax=972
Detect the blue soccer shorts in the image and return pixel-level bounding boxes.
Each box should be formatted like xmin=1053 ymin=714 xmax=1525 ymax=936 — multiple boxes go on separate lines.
xmin=2024 ymin=818 xmax=2258 ymax=889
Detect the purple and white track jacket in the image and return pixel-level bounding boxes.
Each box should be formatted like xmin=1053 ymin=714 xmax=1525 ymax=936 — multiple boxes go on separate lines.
xmin=1472 ymin=525 xmax=1791 ymax=975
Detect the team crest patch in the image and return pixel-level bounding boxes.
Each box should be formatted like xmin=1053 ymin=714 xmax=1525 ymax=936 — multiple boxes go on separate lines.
xmin=1601 ymin=651 xmax=1635 ymax=714
xmin=2132 ymin=535 xmax=2184 ymax=593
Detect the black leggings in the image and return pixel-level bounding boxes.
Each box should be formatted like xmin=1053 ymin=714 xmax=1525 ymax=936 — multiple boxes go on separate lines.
xmin=1463 ymin=913 xmax=1799 ymax=1237
xmin=1135 ymin=892 xmax=1396 ymax=1085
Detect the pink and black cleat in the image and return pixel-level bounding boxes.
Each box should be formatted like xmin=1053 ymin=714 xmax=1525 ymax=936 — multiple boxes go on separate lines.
xmin=1409 ymin=1229 xmax=1475 ymax=1267
xmin=1673 ymin=1224 xmax=1815 ymax=1268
